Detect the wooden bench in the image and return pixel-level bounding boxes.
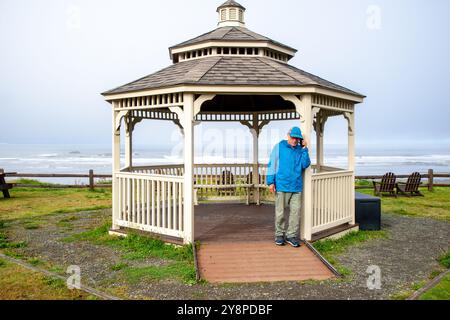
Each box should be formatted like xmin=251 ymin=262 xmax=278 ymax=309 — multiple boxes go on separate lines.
xmin=0 ymin=169 xmax=13 ymax=198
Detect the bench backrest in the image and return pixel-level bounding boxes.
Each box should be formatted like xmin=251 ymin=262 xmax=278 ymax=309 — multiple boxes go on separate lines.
xmin=380 ymin=172 xmax=396 ymax=192
xmin=246 ymin=172 xmax=262 ymax=184
xmin=405 ymin=172 xmax=422 ymax=192
xmin=219 ymin=170 xmax=235 ymax=185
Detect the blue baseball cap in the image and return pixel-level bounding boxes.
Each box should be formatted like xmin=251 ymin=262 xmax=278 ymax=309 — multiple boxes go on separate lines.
xmin=289 ymin=127 xmax=303 ymax=139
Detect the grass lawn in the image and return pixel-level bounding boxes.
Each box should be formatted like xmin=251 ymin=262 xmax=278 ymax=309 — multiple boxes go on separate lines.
xmin=0 ymin=183 xmax=112 ymax=299
xmin=0 ymin=184 xmax=111 ymax=221
xmin=0 ymin=258 xmax=96 ymax=300
xmin=357 ymin=185 xmax=450 ymax=221
xmin=1 ymin=183 xmax=195 ymax=298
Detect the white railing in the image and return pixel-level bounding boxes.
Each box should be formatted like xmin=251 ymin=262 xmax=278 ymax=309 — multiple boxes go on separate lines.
xmin=115 ymin=172 xmax=184 ymax=239
xmin=117 ymin=164 xmax=355 ymax=238
xmin=126 ymin=165 xmax=184 ymax=176
xmin=193 ymin=164 xmax=254 ymax=200
xmin=128 ymin=164 xmax=255 ymax=200
xmin=311 ymin=170 xmax=354 ymax=234
xmin=316 ymin=165 xmax=346 ymax=173
xmin=125 ymin=164 xmax=348 ymax=202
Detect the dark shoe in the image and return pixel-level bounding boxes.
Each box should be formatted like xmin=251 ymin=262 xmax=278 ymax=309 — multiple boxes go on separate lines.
xmin=275 ymin=236 xmax=285 ymax=246
xmin=286 ymin=237 xmax=301 ymax=248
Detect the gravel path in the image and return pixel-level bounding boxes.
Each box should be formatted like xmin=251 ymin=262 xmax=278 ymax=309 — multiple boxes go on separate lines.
xmin=5 ymin=210 xmax=168 ymax=288
xmin=4 ymin=209 xmax=449 ymax=300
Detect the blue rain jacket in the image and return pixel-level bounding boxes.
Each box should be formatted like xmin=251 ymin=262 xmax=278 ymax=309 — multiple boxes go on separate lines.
xmin=267 ymin=140 xmax=311 ymax=193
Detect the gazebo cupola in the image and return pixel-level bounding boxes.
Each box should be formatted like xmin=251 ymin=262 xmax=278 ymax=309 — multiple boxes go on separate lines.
xmin=217 ymin=0 xmax=246 ymax=27
xmin=169 ymin=1 xmax=297 ymax=64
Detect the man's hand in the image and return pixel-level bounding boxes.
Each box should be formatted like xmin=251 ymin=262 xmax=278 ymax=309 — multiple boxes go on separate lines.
xmin=269 ymin=184 xmax=276 ymax=194
xmin=302 ymin=139 xmax=308 ymax=149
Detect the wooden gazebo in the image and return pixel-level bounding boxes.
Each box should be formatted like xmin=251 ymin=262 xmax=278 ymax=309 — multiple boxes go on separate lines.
xmin=102 ymin=0 xmax=365 ymax=245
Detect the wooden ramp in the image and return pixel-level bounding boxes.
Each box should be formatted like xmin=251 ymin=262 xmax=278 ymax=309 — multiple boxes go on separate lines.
xmin=198 ymin=242 xmax=334 ymax=283
xmin=195 ymin=204 xmax=336 ymax=283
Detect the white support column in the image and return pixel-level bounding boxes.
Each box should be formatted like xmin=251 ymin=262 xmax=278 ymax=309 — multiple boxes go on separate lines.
xmin=282 ymin=94 xmax=314 ymax=241
xmin=240 ymin=117 xmax=269 ymax=205
xmin=112 ymin=104 xmax=121 ymax=230
xmin=344 ymin=112 xmax=356 ymax=171
xmin=125 ymin=116 xmax=133 ymax=169
xmin=175 ymin=94 xmax=214 ymax=244
xmin=183 ymin=94 xmax=195 ymax=244
xmin=251 ymin=115 xmax=260 ymax=205
xmin=344 ymin=112 xmax=356 ymax=225
xmin=315 ymin=113 xmax=326 ymax=171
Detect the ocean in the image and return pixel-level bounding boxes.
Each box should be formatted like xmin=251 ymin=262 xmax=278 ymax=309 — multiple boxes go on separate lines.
xmin=1 ymin=143 xmax=450 ymax=185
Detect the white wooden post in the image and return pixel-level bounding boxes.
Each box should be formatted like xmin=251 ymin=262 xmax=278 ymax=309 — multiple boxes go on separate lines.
xmin=173 ymin=94 xmax=214 ymax=244
xmin=345 ymin=112 xmax=355 ymax=171
xmin=183 ymin=93 xmax=195 ymax=244
xmin=251 ymin=114 xmax=260 ymax=205
xmin=315 ymin=114 xmax=325 ymax=171
xmin=112 ymin=105 xmax=121 ymax=230
xmin=344 ymin=112 xmax=356 ymax=225
xmin=299 ymin=95 xmax=314 ymax=241
xmin=125 ymin=116 xmax=133 ymax=169
xmin=240 ymin=117 xmax=269 ymax=205
xmin=282 ymin=94 xmax=314 ymax=241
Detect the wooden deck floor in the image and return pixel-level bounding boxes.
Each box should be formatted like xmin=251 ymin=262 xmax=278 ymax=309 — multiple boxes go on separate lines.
xmin=195 ymin=204 xmax=335 ymax=283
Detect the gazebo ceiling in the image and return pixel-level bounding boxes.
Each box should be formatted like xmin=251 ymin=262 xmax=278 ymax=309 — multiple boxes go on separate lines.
xmin=201 ymin=94 xmax=295 ymax=113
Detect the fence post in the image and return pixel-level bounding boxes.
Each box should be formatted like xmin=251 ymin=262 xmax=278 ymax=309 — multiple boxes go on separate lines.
xmin=428 ymin=169 xmax=434 ymax=192
xmin=89 ymin=169 xmax=94 ymax=191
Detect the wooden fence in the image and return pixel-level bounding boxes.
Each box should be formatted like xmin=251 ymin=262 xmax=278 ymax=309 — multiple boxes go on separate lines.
xmin=2 ymin=169 xmax=111 ymax=190
xmin=2 ymin=168 xmax=450 ymax=192
xmin=355 ymin=169 xmax=450 ymax=192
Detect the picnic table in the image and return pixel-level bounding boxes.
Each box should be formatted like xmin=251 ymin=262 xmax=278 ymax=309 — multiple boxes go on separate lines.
xmin=0 ymin=169 xmax=13 ymax=198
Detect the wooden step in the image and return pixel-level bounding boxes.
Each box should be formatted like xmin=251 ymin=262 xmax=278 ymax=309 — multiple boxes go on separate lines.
xmin=197 ymin=242 xmax=335 ymax=283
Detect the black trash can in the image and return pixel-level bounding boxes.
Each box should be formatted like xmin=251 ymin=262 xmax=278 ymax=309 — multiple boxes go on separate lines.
xmin=355 ymin=192 xmax=381 ymax=231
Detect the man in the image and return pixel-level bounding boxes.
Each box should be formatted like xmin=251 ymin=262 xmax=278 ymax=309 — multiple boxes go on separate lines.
xmin=267 ymin=127 xmax=311 ymax=248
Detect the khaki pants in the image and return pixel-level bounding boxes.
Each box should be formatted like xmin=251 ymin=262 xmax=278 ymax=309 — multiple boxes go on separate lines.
xmin=275 ymin=192 xmax=302 ymax=239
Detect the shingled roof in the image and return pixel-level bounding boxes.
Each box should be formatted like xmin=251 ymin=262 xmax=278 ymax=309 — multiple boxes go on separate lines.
xmin=217 ymin=0 xmax=245 ymax=11
xmin=170 ymin=26 xmax=297 ymax=53
xmin=103 ymin=56 xmax=363 ymax=97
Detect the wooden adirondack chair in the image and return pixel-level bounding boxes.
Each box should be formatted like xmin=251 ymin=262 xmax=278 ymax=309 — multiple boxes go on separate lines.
xmin=396 ymin=172 xmax=424 ymax=197
xmin=373 ymin=172 xmax=397 ymax=197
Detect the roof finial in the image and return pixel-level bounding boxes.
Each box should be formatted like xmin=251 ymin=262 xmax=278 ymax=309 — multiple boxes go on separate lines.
xmin=217 ymin=0 xmax=246 ymax=28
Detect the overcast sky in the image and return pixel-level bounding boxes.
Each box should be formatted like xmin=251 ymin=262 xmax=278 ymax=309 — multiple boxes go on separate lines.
xmin=1 ymin=0 xmax=449 ymax=148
